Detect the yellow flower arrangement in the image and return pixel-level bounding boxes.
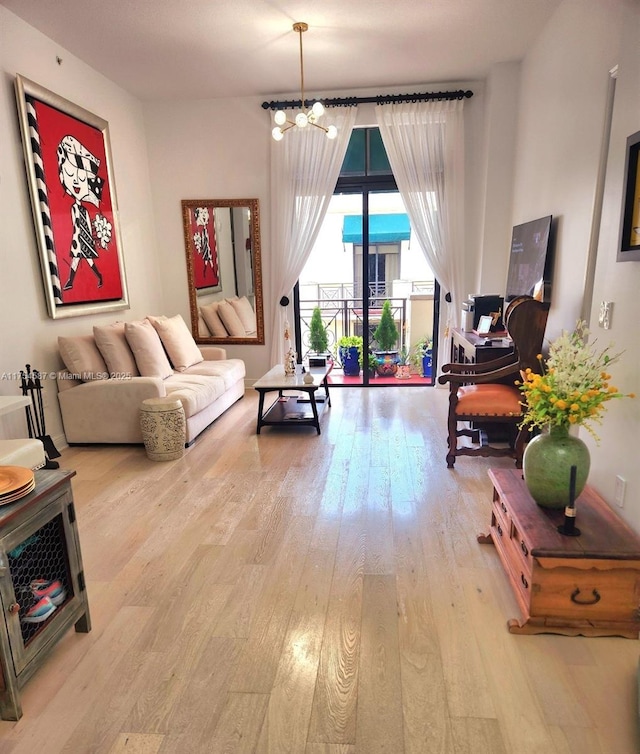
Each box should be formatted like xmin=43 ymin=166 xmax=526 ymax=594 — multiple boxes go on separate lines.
xmin=518 ymin=321 xmax=634 ymax=439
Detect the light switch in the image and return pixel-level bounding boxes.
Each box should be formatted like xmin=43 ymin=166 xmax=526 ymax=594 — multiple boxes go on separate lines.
xmin=598 ymin=301 xmax=613 ymax=329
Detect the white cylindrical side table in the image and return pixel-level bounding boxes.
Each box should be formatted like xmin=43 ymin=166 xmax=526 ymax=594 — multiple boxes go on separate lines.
xmin=139 ymin=397 xmax=186 ymax=461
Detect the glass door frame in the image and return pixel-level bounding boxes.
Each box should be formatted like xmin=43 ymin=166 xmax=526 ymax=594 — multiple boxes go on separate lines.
xmin=294 ymin=178 xmax=440 ymax=386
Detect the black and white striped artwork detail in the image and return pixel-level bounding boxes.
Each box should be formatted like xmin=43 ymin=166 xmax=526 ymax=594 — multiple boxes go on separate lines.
xmin=26 ymin=95 xmax=62 ymax=304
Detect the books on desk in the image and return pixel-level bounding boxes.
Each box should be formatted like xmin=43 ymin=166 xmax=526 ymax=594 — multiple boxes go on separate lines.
xmin=472 ymin=329 xmax=508 ymax=337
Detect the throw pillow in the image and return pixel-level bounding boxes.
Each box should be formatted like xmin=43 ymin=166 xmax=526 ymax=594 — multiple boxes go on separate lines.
xmin=199 ymin=301 xmax=229 ymax=337
xmin=217 ymin=299 xmax=247 ymax=337
xmin=198 ymin=313 xmax=210 ymax=337
xmin=148 ymin=314 xmax=203 ymax=372
xmin=58 ymin=335 xmax=109 ymax=381
xmin=93 ymin=322 xmax=140 ymax=378
xmin=228 ymin=296 xmax=256 ymax=335
xmin=124 ymin=319 xmax=173 ymax=378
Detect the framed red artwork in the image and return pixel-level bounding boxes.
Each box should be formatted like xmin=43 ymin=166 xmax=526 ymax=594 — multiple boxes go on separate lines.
xmin=15 ymin=75 xmax=129 ymax=318
xmin=182 ymin=203 xmax=222 ymax=294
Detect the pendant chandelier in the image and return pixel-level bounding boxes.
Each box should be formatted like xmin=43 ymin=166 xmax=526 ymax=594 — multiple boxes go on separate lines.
xmin=272 ymin=22 xmax=337 ymax=142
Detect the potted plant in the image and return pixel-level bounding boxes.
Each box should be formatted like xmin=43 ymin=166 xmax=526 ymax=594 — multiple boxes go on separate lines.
xmin=395 ymin=346 xmax=412 ymax=379
xmin=308 ymin=306 xmax=330 ymax=367
xmin=366 ymin=351 xmax=379 ymax=378
xmin=338 ymin=335 xmax=362 ymax=376
xmin=410 ymin=335 xmax=433 ymax=378
xmin=373 ymin=300 xmax=399 ymax=376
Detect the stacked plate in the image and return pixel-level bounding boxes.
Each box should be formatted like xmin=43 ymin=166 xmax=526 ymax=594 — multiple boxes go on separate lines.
xmin=0 ymin=466 xmax=35 ymax=505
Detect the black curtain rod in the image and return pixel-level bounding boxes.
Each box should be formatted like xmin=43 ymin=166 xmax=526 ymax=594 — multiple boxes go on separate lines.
xmin=261 ymin=89 xmax=473 ymax=111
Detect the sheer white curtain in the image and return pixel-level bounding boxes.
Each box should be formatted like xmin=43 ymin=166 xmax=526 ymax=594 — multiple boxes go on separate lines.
xmin=375 ymin=100 xmax=466 ymax=358
xmin=269 ymin=106 xmax=357 ymax=366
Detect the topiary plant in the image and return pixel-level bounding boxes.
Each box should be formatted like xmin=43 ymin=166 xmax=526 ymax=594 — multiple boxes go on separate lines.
xmin=309 ymin=306 xmax=328 ymax=354
xmin=373 ymin=300 xmax=399 ymax=351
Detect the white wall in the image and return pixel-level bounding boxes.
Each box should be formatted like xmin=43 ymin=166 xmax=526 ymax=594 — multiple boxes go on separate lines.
xmin=588 ymin=0 xmax=640 ymax=528
xmin=512 ymin=0 xmax=640 ymax=528
xmin=477 ymin=62 xmax=521 ymax=297
xmin=0 ymin=7 xmax=163 ymax=445
xmin=512 ymin=0 xmax=625 ymax=338
xmin=142 ymin=97 xmax=271 ymax=382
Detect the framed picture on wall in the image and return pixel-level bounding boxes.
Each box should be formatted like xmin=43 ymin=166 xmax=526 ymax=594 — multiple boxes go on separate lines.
xmin=14 ymin=75 xmax=129 ymax=318
xmin=181 ymin=202 xmax=223 ymax=294
xmin=618 ymin=129 xmax=640 ymax=262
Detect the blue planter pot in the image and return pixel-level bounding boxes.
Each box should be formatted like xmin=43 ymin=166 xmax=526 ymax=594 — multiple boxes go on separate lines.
xmin=422 ymin=352 xmax=433 ymax=378
xmin=339 ymin=346 xmax=360 ymax=376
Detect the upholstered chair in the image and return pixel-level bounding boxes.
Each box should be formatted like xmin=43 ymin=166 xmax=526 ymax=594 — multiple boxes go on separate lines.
xmin=438 ymin=296 xmax=549 ymax=468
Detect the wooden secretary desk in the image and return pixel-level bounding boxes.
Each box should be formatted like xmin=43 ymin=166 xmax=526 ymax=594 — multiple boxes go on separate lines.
xmin=449 ymin=328 xmax=514 ymax=366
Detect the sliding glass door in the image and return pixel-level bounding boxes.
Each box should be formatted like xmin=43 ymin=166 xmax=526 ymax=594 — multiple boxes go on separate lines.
xmin=297 ymin=188 xmax=435 ymax=386
xmin=296 ymin=127 xmax=437 ymax=386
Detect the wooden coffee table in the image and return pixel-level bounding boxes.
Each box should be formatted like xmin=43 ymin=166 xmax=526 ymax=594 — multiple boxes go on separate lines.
xmin=253 ymin=364 xmax=332 ymax=434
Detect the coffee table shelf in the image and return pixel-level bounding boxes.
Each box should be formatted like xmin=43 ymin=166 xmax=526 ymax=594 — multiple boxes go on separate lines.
xmin=253 ymin=365 xmax=332 ymax=434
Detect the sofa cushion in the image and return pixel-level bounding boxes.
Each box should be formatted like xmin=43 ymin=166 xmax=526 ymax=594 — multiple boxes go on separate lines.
xmin=164 ymin=374 xmax=226 ymax=417
xmin=183 ymin=358 xmax=246 ymax=391
xmin=147 ymin=314 xmax=203 ymax=372
xmin=93 ymin=322 xmax=140 ymax=378
xmin=228 ymin=296 xmax=256 ymax=335
xmin=199 ymin=301 xmax=228 ymax=337
xmin=217 ymin=299 xmax=246 ymax=337
xmin=124 ymin=319 xmax=173 ymax=379
xmin=58 ymin=335 xmax=109 ymax=381
xmin=198 ymin=313 xmax=210 ymax=337
xmin=456 ymin=384 xmax=523 ymax=416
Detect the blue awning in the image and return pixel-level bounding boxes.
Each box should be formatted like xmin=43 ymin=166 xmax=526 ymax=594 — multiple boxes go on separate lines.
xmin=342 ymin=213 xmax=411 ymax=244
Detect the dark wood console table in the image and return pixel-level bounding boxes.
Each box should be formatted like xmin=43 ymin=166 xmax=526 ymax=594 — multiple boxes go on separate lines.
xmin=481 ymin=468 xmax=640 ymax=638
xmin=450 ymin=327 xmax=513 ymax=365
xmin=0 ymin=469 xmax=90 ymax=719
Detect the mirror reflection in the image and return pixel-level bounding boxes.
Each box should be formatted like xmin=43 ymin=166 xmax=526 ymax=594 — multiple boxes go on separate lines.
xmin=182 ymin=198 xmax=264 ymax=345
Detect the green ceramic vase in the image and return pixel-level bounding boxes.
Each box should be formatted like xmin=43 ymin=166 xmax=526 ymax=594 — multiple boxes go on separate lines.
xmin=522 ymin=424 xmax=590 ymax=509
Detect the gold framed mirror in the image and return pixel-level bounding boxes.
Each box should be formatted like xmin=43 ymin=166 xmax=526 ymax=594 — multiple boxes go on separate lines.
xmin=181 ymin=198 xmax=264 ymax=345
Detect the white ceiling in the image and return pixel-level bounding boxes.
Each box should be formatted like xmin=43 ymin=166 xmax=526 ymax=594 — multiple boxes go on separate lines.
xmin=1 ymin=0 xmax=563 ymax=102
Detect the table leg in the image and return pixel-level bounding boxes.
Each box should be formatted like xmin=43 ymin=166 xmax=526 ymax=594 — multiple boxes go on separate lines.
xmin=322 ymin=377 xmax=331 ymax=407
xmin=256 ymin=390 xmax=266 ymax=434
xmin=309 ymin=390 xmax=321 ymax=434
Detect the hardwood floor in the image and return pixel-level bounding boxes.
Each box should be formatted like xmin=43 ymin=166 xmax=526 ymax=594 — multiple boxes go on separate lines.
xmin=0 ymin=387 xmax=638 ymax=753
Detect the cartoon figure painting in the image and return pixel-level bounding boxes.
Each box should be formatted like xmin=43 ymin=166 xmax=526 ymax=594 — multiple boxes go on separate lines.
xmin=187 ymin=204 xmax=221 ymax=292
xmin=192 ymin=207 xmax=216 ymax=282
xmin=14 ymin=75 xmax=129 ymax=318
xmin=57 ymin=135 xmax=112 ymax=291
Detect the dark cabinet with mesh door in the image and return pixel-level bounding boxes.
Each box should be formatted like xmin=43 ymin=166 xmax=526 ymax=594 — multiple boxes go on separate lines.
xmin=0 ymin=469 xmax=90 ymax=720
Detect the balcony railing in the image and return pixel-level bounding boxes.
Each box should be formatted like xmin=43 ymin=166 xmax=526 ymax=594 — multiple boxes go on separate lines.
xmin=299 ymin=296 xmax=410 ymax=361
xmin=299 ymin=280 xmax=434 ymax=362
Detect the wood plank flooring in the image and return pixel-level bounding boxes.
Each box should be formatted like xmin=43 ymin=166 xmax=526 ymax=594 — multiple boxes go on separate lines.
xmin=0 ymin=387 xmax=638 ymax=753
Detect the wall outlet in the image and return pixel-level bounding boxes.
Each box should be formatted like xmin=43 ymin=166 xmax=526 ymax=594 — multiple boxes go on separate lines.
xmin=614 ymin=475 xmax=626 ymax=508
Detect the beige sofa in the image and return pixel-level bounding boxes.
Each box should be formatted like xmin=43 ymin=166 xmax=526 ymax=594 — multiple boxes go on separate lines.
xmin=56 ymin=315 xmax=245 ymax=446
